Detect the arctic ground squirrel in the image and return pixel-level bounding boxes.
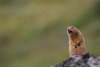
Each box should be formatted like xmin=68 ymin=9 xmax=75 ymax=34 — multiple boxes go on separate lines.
xmin=67 ymin=26 xmax=86 ymax=57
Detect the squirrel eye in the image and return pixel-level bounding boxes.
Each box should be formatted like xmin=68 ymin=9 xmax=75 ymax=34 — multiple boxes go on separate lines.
xmin=72 ymin=27 xmax=74 ymax=28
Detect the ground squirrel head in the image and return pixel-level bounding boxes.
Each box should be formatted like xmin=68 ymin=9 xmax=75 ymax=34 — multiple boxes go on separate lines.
xmin=67 ymin=26 xmax=79 ymax=36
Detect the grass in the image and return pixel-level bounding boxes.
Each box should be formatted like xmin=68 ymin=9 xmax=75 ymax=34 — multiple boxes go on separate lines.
xmin=0 ymin=0 xmax=100 ymax=67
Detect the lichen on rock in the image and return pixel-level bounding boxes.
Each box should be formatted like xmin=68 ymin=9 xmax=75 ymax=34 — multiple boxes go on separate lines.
xmin=51 ymin=53 xmax=100 ymax=67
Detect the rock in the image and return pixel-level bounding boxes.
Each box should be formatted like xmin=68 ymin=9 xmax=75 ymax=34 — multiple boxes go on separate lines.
xmin=51 ymin=53 xmax=100 ymax=67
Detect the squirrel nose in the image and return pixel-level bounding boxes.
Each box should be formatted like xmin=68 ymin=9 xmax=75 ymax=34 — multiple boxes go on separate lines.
xmin=67 ymin=28 xmax=70 ymax=31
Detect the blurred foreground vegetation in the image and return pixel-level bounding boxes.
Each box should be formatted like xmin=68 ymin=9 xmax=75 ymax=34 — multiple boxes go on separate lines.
xmin=0 ymin=0 xmax=100 ymax=67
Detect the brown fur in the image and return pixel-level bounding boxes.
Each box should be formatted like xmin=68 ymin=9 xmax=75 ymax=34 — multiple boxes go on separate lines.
xmin=67 ymin=26 xmax=86 ymax=57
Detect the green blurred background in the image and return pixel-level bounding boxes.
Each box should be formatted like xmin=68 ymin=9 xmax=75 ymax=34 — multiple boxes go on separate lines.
xmin=0 ymin=0 xmax=100 ymax=67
